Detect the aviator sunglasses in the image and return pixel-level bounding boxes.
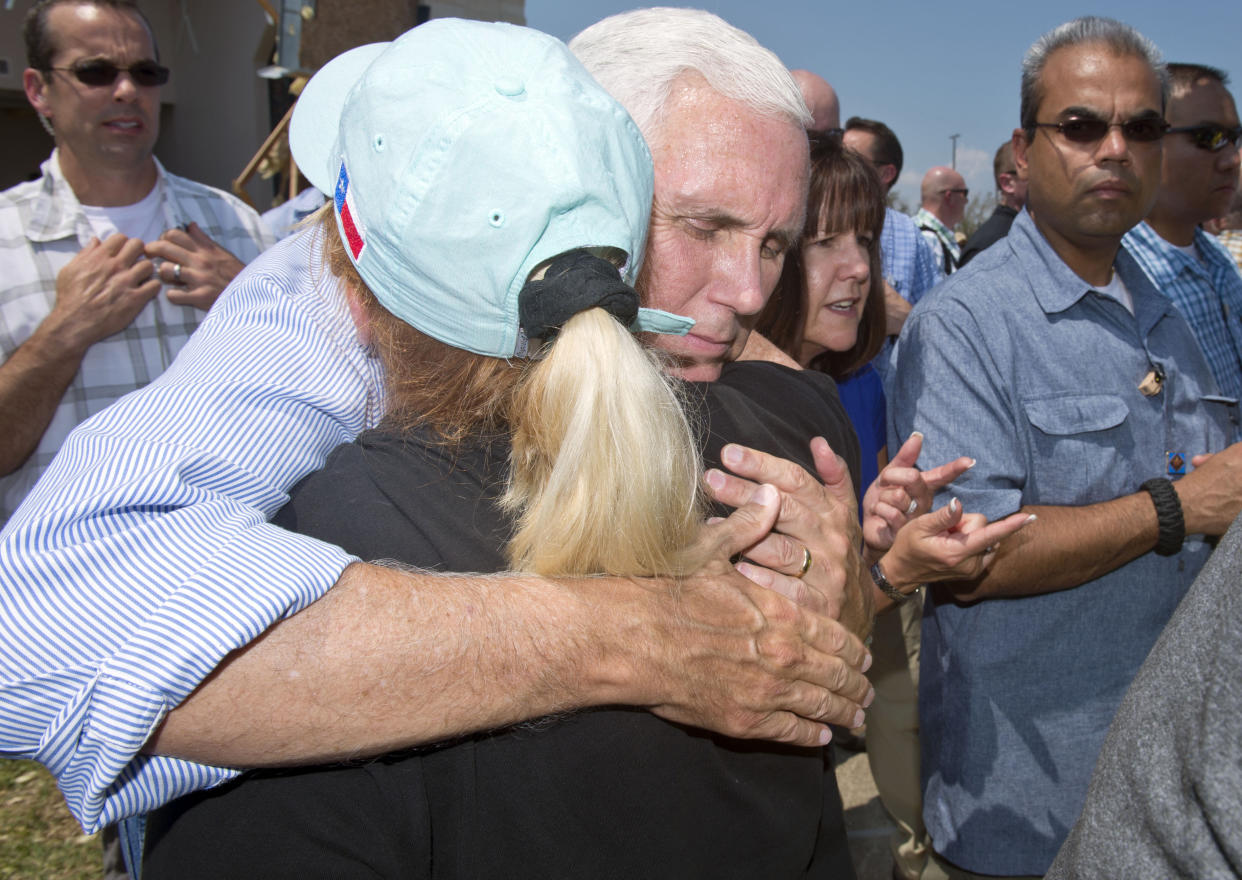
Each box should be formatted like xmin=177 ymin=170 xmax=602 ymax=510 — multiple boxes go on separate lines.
xmin=45 ymin=59 xmax=170 ymax=88
xmin=1166 ymin=124 xmax=1242 ymax=152
xmin=1033 ymin=115 xmax=1169 ymax=144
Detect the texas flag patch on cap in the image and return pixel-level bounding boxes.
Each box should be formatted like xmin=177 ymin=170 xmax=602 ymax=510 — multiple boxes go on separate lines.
xmin=334 ymin=162 xmax=367 ymax=261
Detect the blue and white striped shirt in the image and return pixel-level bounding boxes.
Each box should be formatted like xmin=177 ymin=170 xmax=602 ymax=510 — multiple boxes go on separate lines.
xmin=1124 ymin=221 xmax=1242 ymax=402
xmin=0 ymin=229 xmax=385 ymax=831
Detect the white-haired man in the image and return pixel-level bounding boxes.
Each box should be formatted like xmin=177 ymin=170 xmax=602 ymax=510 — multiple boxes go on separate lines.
xmin=0 ymin=9 xmax=876 ymax=870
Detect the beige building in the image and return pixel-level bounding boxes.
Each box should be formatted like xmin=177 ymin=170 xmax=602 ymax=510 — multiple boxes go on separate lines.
xmin=0 ymin=0 xmax=524 ymax=204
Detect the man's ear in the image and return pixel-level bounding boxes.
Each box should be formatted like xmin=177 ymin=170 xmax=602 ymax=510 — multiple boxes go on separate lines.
xmin=23 ymin=68 xmax=51 ymax=118
xmin=344 ymin=282 xmax=373 ymax=347
xmin=1011 ymin=128 xmax=1031 ymax=182
xmin=878 ymin=163 xmax=897 ymax=189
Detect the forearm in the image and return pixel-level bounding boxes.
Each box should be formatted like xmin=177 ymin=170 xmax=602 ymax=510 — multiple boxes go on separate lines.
xmin=941 ymin=493 xmax=1158 ymax=601
xmin=0 ymin=325 xmax=88 ymax=475
xmin=147 ymin=561 xmax=628 ymax=765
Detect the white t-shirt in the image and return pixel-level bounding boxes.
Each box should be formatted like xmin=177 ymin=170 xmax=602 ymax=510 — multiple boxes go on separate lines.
xmin=79 ymin=181 xmax=164 ymax=243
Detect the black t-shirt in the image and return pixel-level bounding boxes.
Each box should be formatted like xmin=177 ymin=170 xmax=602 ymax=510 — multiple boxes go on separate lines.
xmin=144 ymin=361 xmax=860 ymax=880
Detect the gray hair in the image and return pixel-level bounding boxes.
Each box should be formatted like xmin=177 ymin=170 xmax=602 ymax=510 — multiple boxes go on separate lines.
xmin=568 ymin=7 xmax=810 ymax=145
xmin=1019 ymin=16 xmax=1168 ymax=136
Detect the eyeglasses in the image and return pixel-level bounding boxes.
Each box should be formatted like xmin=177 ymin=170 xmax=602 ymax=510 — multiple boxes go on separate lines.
xmin=46 ymin=59 xmax=170 ymax=88
xmin=1033 ymin=115 xmax=1168 ymax=144
xmin=1166 ymin=124 xmax=1242 ymax=152
xmin=941 ymin=187 xmax=969 ymax=198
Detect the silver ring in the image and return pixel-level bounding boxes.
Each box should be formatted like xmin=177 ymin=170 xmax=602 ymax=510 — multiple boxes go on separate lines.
xmin=906 ymin=498 xmax=919 ymax=516
xmin=172 ymin=263 xmax=182 ymax=284
xmin=793 ymin=546 xmax=812 ymax=579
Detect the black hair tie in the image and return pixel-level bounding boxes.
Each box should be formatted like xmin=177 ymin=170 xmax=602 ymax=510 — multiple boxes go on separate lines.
xmin=518 ymin=249 xmax=639 ymax=343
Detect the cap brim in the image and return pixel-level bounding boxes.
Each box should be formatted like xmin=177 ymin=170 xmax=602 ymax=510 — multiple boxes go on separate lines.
xmin=289 ymin=42 xmax=390 ymax=195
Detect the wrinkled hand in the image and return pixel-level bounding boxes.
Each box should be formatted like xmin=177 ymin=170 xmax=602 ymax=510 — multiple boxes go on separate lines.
xmin=862 ymin=431 xmax=974 ymax=561
xmin=48 ymin=233 xmax=161 ymax=352
xmin=704 ymin=438 xmax=872 ymax=639
xmin=879 ymin=497 xmax=1034 ymax=591
xmin=1177 ymin=442 xmax=1242 ymax=536
xmin=883 ymin=280 xmax=912 ymax=337
xmin=145 ymin=221 xmax=246 ymax=311
xmin=646 ymin=483 xmax=873 ymax=744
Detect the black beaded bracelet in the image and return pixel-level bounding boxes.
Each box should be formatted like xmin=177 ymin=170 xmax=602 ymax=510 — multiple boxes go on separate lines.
xmin=1141 ymin=477 xmax=1185 ymax=557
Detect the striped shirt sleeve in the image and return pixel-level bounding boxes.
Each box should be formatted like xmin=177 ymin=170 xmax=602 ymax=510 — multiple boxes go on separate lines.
xmin=0 ymin=230 xmax=385 ymax=831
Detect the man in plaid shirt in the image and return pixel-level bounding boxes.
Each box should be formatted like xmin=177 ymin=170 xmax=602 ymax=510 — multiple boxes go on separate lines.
xmin=0 ymin=0 xmax=272 ymax=523
xmin=1124 ymin=62 xmax=1242 ymax=401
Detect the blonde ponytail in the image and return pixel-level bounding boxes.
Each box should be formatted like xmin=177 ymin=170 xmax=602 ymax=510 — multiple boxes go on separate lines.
xmin=503 ymin=308 xmax=704 ymax=577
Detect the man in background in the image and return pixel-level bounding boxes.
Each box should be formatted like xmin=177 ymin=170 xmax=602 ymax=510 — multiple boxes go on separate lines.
xmin=1124 ymin=62 xmax=1242 ymax=401
xmin=893 ymin=17 xmax=1242 ymax=877
xmin=913 ymin=166 xmax=967 ymax=275
xmin=0 ymin=0 xmax=273 ymax=523
xmin=959 ymin=141 xmax=1027 ymax=266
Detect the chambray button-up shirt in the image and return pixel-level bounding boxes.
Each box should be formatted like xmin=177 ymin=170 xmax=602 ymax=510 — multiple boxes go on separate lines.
xmin=891 ymin=208 xmax=1238 ymax=876
xmin=1125 ymin=220 xmax=1242 ymax=402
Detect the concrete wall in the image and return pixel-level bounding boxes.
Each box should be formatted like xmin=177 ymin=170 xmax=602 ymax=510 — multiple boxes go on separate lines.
xmin=0 ymin=0 xmax=524 ymax=206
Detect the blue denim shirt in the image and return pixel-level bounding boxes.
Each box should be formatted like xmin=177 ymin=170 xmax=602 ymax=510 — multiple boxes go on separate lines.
xmin=890 ymin=208 xmax=1239 ymax=876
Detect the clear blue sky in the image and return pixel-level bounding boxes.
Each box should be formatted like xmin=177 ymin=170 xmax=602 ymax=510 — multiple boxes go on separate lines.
xmin=526 ymin=0 xmax=1242 ymax=210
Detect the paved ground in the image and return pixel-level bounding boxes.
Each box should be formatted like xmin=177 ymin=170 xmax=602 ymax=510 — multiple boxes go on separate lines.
xmin=834 ymin=743 xmax=897 ymax=880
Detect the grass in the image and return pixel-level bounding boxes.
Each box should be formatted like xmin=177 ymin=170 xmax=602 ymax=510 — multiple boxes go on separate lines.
xmin=0 ymin=760 xmax=99 ymax=880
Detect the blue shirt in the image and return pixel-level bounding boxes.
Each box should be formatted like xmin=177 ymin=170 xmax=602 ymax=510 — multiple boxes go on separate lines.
xmin=875 ymin=209 xmax=940 ymax=389
xmin=881 ymin=208 xmax=940 ymax=306
xmin=835 ymin=363 xmax=886 ymax=518
xmin=1124 ymin=221 xmax=1242 ymax=402
xmin=891 ymin=208 xmax=1238 ymax=875
xmin=0 ymin=229 xmax=384 ymax=831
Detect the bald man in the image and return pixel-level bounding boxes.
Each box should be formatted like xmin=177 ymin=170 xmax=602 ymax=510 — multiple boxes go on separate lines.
xmin=914 ymin=166 xmax=968 ymax=275
xmin=790 ymin=69 xmax=840 ymax=133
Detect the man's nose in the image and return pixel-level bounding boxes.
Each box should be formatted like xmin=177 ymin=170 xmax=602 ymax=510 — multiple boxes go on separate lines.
xmin=717 ymin=245 xmax=769 ymax=316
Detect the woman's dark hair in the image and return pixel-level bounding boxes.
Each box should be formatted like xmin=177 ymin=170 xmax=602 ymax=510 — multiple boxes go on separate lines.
xmin=757 ymin=132 xmax=887 ymax=379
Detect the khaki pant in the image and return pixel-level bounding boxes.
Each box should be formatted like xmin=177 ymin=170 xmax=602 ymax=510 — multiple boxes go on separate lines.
xmin=866 ymin=590 xmax=928 ymax=880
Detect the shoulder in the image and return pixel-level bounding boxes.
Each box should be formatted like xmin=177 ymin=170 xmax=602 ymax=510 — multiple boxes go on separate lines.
xmin=701 ymin=362 xmax=860 ymax=488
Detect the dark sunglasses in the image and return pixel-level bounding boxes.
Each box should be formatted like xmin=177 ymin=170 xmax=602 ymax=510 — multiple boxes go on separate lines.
xmin=1167 ymin=124 xmax=1242 ymax=152
xmin=1034 ymin=115 xmax=1168 ymax=144
xmin=47 ymin=59 xmax=170 ymax=88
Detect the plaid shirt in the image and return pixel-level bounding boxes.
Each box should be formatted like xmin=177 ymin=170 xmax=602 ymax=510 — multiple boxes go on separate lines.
xmin=1217 ymin=228 xmax=1242 ymax=272
xmin=1124 ymin=221 xmax=1242 ymax=401
xmin=913 ymin=207 xmax=961 ymax=276
xmin=881 ymin=207 xmax=940 ymax=306
xmin=0 ymin=152 xmax=274 ymax=521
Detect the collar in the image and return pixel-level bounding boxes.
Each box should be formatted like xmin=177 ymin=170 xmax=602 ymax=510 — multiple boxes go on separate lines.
xmin=26 ymin=150 xmax=170 ymax=245
xmin=914 ymin=207 xmax=954 ymax=241
xmin=1124 ymin=220 xmax=1228 ymax=283
xmin=1009 ymin=208 xmax=1164 ymax=321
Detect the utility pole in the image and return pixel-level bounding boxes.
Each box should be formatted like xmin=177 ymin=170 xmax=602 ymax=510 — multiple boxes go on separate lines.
xmin=949 ymin=133 xmax=961 ymax=169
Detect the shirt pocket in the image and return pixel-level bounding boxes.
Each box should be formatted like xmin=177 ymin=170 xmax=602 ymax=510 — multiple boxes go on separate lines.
xmin=1021 ymin=393 xmax=1132 ymax=505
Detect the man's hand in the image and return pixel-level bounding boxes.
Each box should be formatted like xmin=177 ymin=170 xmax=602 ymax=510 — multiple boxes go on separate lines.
xmin=861 ymin=432 xmax=974 ymax=560
xmin=1177 ymin=442 xmax=1242 ymax=535
xmin=883 ymin=280 xmax=912 ymax=337
xmin=704 ymin=439 xmax=872 ymax=639
xmin=643 ymin=483 xmax=873 ymax=744
xmin=146 ymin=221 xmax=246 ymax=311
xmin=45 ymin=233 xmax=161 ymax=353
xmin=151 ymin=485 xmax=873 ymax=766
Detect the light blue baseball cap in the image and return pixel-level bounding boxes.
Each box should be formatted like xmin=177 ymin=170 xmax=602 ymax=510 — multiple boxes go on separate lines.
xmin=289 ymin=18 xmax=693 ymax=358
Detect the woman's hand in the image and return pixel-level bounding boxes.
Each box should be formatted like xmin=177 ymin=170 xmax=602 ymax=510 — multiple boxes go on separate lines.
xmin=876 ymin=498 xmax=1035 ymax=600
xmin=861 ymin=431 xmax=974 ymax=563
